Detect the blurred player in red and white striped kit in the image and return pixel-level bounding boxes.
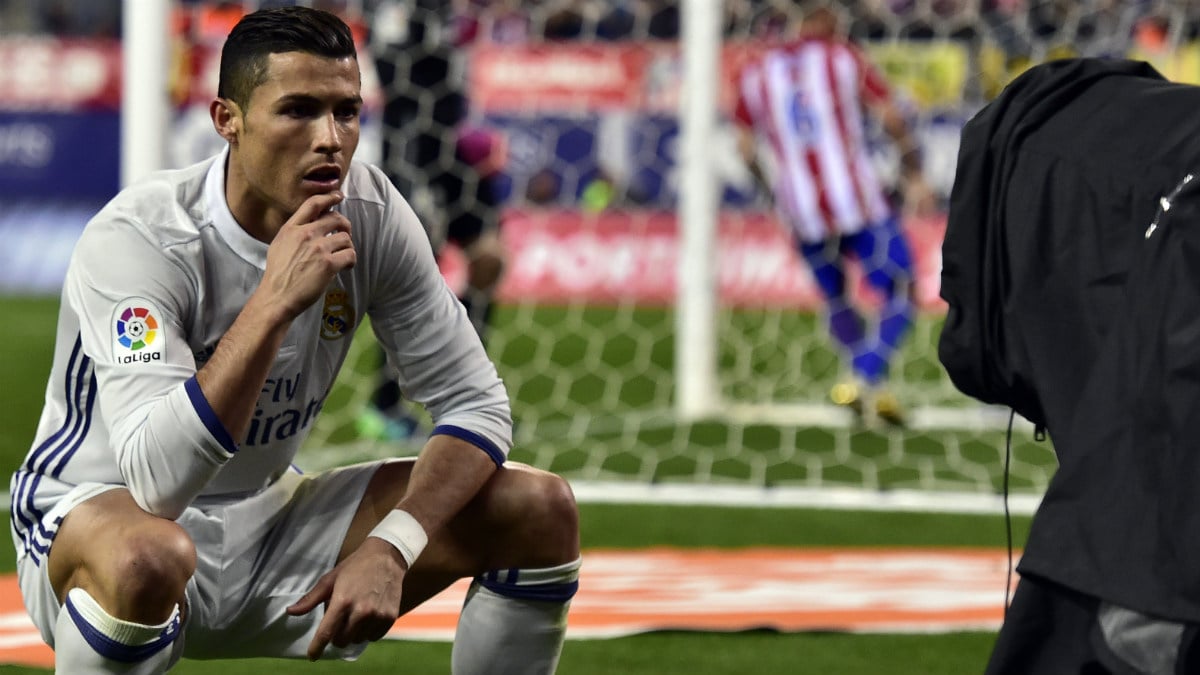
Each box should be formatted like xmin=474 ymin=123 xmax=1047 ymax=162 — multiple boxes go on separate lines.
xmin=733 ymin=4 xmax=935 ymax=425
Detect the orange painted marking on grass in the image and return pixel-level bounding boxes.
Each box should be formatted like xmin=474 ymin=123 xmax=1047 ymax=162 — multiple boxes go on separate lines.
xmin=1 ymin=547 xmax=1017 ymax=668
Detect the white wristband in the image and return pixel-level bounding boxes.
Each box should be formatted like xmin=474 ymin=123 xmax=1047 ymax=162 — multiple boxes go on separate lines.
xmin=368 ymin=510 xmax=428 ymax=568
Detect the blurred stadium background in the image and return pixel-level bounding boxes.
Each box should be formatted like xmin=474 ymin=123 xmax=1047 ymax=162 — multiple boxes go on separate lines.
xmin=1 ymin=0 xmax=1191 ymax=672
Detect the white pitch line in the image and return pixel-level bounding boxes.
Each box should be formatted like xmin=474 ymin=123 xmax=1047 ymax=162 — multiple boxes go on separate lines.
xmin=0 ymin=482 xmax=1040 ymax=517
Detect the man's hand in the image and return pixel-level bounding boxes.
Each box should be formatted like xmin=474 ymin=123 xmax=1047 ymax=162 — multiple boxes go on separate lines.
xmin=261 ymin=191 xmax=357 ymax=320
xmin=286 ymin=537 xmax=409 ymax=661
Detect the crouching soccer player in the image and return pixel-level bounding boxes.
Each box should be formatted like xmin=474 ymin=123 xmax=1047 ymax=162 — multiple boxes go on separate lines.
xmin=7 ymin=7 xmax=580 ymax=674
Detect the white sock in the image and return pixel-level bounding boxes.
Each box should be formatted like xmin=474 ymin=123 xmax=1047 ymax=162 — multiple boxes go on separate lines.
xmin=53 ymin=588 xmax=181 ymax=674
xmin=452 ymin=557 xmax=582 ymax=675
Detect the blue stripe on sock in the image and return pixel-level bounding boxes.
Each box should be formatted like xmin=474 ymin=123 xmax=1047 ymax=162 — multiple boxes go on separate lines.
xmin=477 ymin=578 xmax=579 ymax=603
xmin=65 ymin=597 xmax=181 ymax=664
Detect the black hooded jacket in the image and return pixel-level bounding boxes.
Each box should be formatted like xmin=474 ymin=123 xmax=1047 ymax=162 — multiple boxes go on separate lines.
xmin=941 ymin=57 xmax=1200 ymax=619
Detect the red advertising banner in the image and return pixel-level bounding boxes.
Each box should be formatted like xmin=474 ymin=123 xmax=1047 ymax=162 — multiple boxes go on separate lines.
xmin=0 ymin=38 xmax=122 ymax=110
xmin=440 ymin=208 xmax=946 ymax=311
xmin=468 ymin=42 xmax=764 ymax=113
xmin=463 ymin=41 xmax=763 ymax=113
xmin=467 ymin=41 xmax=968 ymax=114
xmin=469 ymin=43 xmax=661 ymax=111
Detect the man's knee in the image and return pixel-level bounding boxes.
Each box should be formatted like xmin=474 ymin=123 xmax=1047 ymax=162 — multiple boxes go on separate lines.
xmin=538 ymin=472 xmax=579 ymax=538
xmin=109 ymin=522 xmax=196 ymax=602
xmin=501 ymin=468 xmax=579 ymax=561
xmin=57 ymin=517 xmax=195 ymax=621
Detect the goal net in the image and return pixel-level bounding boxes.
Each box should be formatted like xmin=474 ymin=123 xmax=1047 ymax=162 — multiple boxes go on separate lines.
xmin=276 ymin=0 xmax=1056 ymax=509
xmin=277 ymin=0 xmax=1185 ymax=510
xmin=7 ymin=1 xmax=1190 ymax=514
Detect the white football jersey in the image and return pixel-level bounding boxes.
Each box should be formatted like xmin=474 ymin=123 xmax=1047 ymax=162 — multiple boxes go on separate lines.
xmin=10 ymin=147 xmax=511 ymax=564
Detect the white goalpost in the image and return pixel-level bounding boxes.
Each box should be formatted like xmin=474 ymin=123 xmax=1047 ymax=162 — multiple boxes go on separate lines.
xmin=675 ymin=0 xmax=722 ymax=422
xmin=120 ymin=0 xmax=171 ymax=187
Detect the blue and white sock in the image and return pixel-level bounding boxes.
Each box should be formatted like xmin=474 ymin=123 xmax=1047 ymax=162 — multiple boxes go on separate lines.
xmin=53 ymin=588 xmax=181 ymax=674
xmin=452 ymin=557 xmax=582 ymax=675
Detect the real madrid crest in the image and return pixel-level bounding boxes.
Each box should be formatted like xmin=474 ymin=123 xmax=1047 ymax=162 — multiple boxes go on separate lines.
xmin=320 ymin=289 xmax=355 ymax=340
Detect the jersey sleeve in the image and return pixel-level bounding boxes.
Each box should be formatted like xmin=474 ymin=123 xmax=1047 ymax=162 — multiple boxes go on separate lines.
xmin=361 ymin=171 xmax=513 ymax=465
xmin=67 ymin=212 xmax=235 ymax=519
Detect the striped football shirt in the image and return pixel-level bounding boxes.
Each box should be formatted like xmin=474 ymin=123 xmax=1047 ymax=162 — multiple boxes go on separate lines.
xmin=735 ymin=37 xmax=894 ymax=243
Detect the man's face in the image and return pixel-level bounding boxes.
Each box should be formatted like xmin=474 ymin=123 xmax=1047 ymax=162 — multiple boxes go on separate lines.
xmin=226 ymin=51 xmax=362 ymax=227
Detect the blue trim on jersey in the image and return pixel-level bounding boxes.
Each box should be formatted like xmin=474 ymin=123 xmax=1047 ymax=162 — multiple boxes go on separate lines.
xmin=28 ymin=513 xmax=65 ymax=560
xmin=24 ymin=337 xmax=85 ymax=472
xmin=48 ymin=369 xmax=97 ymax=477
xmin=14 ymin=335 xmax=96 ymax=564
xmin=11 ymin=471 xmax=40 ymax=559
xmin=184 ymin=376 xmax=238 ymax=454
xmin=477 ymin=576 xmax=579 ymax=603
xmin=30 ymin=357 xmax=94 ymax=554
xmin=65 ymin=595 xmax=181 ymax=663
xmin=12 ymin=470 xmax=39 ymax=548
xmin=430 ymin=425 xmax=506 ymax=466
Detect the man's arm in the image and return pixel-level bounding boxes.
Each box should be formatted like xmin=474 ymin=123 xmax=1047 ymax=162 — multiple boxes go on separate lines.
xmin=736 ymin=124 xmax=772 ymax=203
xmin=85 ymin=190 xmax=354 ymax=520
xmin=879 ymin=101 xmax=921 ymax=177
xmin=393 ymin=434 xmax=499 ymax=536
xmin=288 ymin=433 xmax=499 ymax=658
xmin=851 ymin=42 xmax=936 ymax=217
xmin=195 ymin=191 xmax=355 ymax=443
xmin=872 ymin=93 xmax=936 ymax=217
xmin=286 ymin=169 xmax=512 ymax=657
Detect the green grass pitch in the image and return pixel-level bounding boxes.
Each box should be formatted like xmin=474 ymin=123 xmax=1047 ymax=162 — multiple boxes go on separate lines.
xmin=0 ymin=294 xmax=1031 ymax=673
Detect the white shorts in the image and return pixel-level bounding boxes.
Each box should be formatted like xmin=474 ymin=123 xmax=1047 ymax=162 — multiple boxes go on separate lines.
xmin=15 ymin=460 xmax=398 ymax=664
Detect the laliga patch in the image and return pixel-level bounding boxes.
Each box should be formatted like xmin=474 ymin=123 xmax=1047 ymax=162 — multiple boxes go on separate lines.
xmin=320 ymin=289 xmax=356 ymax=340
xmin=112 ymin=297 xmax=166 ymax=364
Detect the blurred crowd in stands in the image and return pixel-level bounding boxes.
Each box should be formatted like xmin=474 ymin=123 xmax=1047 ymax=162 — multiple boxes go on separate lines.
xmin=0 ymin=0 xmax=1196 ymax=57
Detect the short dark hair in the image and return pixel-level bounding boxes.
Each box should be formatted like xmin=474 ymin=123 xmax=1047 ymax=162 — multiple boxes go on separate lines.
xmin=218 ymin=6 xmax=357 ymax=110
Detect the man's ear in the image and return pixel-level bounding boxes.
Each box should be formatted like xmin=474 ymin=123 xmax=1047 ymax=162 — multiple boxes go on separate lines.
xmin=211 ymin=97 xmax=243 ymax=145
